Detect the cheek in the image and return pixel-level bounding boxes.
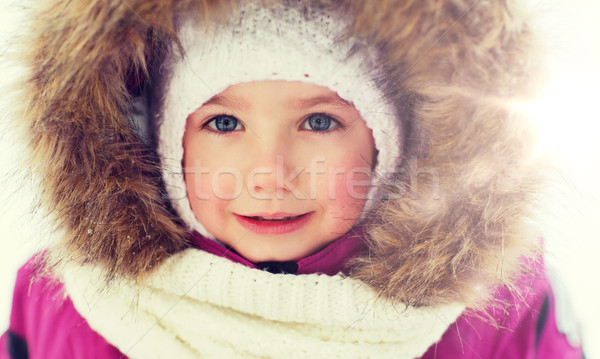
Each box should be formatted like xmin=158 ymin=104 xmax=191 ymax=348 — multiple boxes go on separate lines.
xmin=333 ymin=169 xmax=370 ymax=207
xmin=184 ymin=164 xmax=209 ymax=201
xmin=183 ymin=142 xmax=239 ymax=229
xmin=318 ymin=171 xmax=368 ymax=234
xmin=317 ymin=156 xmax=372 ymax=215
xmin=185 ymin=171 xmax=231 ymax=232
xmin=206 ymin=169 xmax=243 ymax=200
xmin=184 ymin=144 xmax=243 ymax=201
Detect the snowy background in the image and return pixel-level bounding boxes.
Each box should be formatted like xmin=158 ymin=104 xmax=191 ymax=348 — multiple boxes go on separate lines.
xmin=1 ymin=0 xmax=599 ymax=357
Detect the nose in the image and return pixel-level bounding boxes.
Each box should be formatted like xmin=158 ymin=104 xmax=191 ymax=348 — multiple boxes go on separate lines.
xmin=246 ymin=137 xmax=300 ymax=198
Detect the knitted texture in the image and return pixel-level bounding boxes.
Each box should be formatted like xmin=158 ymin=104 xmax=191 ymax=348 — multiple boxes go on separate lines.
xmin=62 ymin=249 xmax=463 ymax=359
xmin=157 ymin=1 xmax=402 ymax=237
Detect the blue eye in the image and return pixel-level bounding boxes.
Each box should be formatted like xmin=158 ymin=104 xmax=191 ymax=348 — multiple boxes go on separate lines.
xmin=302 ymin=113 xmax=339 ymax=132
xmin=205 ymin=115 xmax=244 ymax=132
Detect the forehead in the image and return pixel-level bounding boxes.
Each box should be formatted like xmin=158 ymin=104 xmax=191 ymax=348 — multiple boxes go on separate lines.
xmin=201 ymin=81 xmax=355 ymax=111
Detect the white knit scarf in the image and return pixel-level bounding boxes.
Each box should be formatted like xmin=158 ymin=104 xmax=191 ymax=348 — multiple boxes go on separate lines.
xmin=62 ymin=249 xmax=464 ymax=359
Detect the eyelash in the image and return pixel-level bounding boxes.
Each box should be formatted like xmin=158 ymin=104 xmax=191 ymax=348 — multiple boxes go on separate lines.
xmin=200 ymin=113 xmax=344 ymax=135
xmin=201 ymin=114 xmax=244 ymax=136
xmin=300 ymin=113 xmax=344 ymax=134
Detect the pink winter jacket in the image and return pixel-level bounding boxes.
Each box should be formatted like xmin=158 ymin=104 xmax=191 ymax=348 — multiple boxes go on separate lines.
xmin=0 ymin=232 xmax=584 ymax=359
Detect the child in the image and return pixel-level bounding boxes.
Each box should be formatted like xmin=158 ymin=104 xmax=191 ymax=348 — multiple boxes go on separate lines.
xmin=0 ymin=0 xmax=584 ymax=358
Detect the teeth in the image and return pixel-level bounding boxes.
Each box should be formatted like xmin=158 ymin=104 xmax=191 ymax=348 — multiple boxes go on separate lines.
xmin=252 ymin=215 xmax=302 ymax=221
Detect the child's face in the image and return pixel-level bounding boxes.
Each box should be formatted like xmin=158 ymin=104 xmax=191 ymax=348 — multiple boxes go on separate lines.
xmin=183 ymin=80 xmax=375 ymax=262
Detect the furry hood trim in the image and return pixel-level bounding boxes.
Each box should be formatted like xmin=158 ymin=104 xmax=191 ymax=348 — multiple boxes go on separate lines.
xmin=16 ymin=0 xmax=542 ymax=307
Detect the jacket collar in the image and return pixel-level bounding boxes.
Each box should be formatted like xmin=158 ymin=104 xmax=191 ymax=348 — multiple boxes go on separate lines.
xmin=188 ymin=229 xmax=365 ymax=276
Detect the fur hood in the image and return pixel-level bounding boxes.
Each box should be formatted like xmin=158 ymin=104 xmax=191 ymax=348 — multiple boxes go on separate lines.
xmin=15 ymin=0 xmax=541 ymax=307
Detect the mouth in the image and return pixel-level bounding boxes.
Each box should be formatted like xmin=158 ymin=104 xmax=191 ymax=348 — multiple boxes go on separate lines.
xmin=234 ymin=212 xmax=313 ymax=235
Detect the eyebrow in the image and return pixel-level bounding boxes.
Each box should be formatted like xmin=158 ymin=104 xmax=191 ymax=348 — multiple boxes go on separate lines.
xmin=201 ymin=94 xmax=251 ymax=111
xmin=288 ymin=95 xmax=354 ymax=110
xmin=202 ymin=92 xmax=354 ymax=111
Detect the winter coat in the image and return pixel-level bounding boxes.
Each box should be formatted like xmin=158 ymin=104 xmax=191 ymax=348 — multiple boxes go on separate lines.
xmin=0 ymin=239 xmax=583 ymax=358
xmin=0 ymin=0 xmax=585 ymax=357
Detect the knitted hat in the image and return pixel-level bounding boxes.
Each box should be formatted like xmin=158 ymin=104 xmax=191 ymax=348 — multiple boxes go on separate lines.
xmin=156 ymin=2 xmax=403 ymax=238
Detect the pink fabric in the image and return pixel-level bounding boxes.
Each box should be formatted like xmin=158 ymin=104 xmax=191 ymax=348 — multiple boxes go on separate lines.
xmin=420 ymin=261 xmax=584 ymax=359
xmin=188 ymin=232 xmax=258 ymax=269
xmin=2 ymin=258 xmax=124 ymax=359
xmin=189 ymin=228 xmax=364 ymax=275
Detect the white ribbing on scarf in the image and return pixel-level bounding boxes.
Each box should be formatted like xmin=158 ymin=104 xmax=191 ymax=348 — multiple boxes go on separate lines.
xmin=62 ymin=249 xmax=464 ymax=359
xmin=157 ymin=2 xmax=403 ymax=237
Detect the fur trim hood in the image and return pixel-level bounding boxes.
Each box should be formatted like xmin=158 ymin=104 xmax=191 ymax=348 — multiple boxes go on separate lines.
xmin=16 ymin=0 xmax=541 ymax=307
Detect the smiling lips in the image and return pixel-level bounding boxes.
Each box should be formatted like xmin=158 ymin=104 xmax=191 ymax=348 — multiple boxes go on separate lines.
xmin=234 ymin=212 xmax=313 ymax=234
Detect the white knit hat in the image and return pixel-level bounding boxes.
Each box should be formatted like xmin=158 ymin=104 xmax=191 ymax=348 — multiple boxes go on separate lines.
xmin=157 ymin=1 xmax=403 ymax=238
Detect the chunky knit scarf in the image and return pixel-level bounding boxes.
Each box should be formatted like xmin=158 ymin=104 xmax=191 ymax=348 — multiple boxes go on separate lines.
xmin=62 ymin=249 xmax=464 ymax=358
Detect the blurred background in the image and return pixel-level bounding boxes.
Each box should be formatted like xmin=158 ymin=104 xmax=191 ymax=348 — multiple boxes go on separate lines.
xmin=1 ymin=0 xmax=598 ymax=357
